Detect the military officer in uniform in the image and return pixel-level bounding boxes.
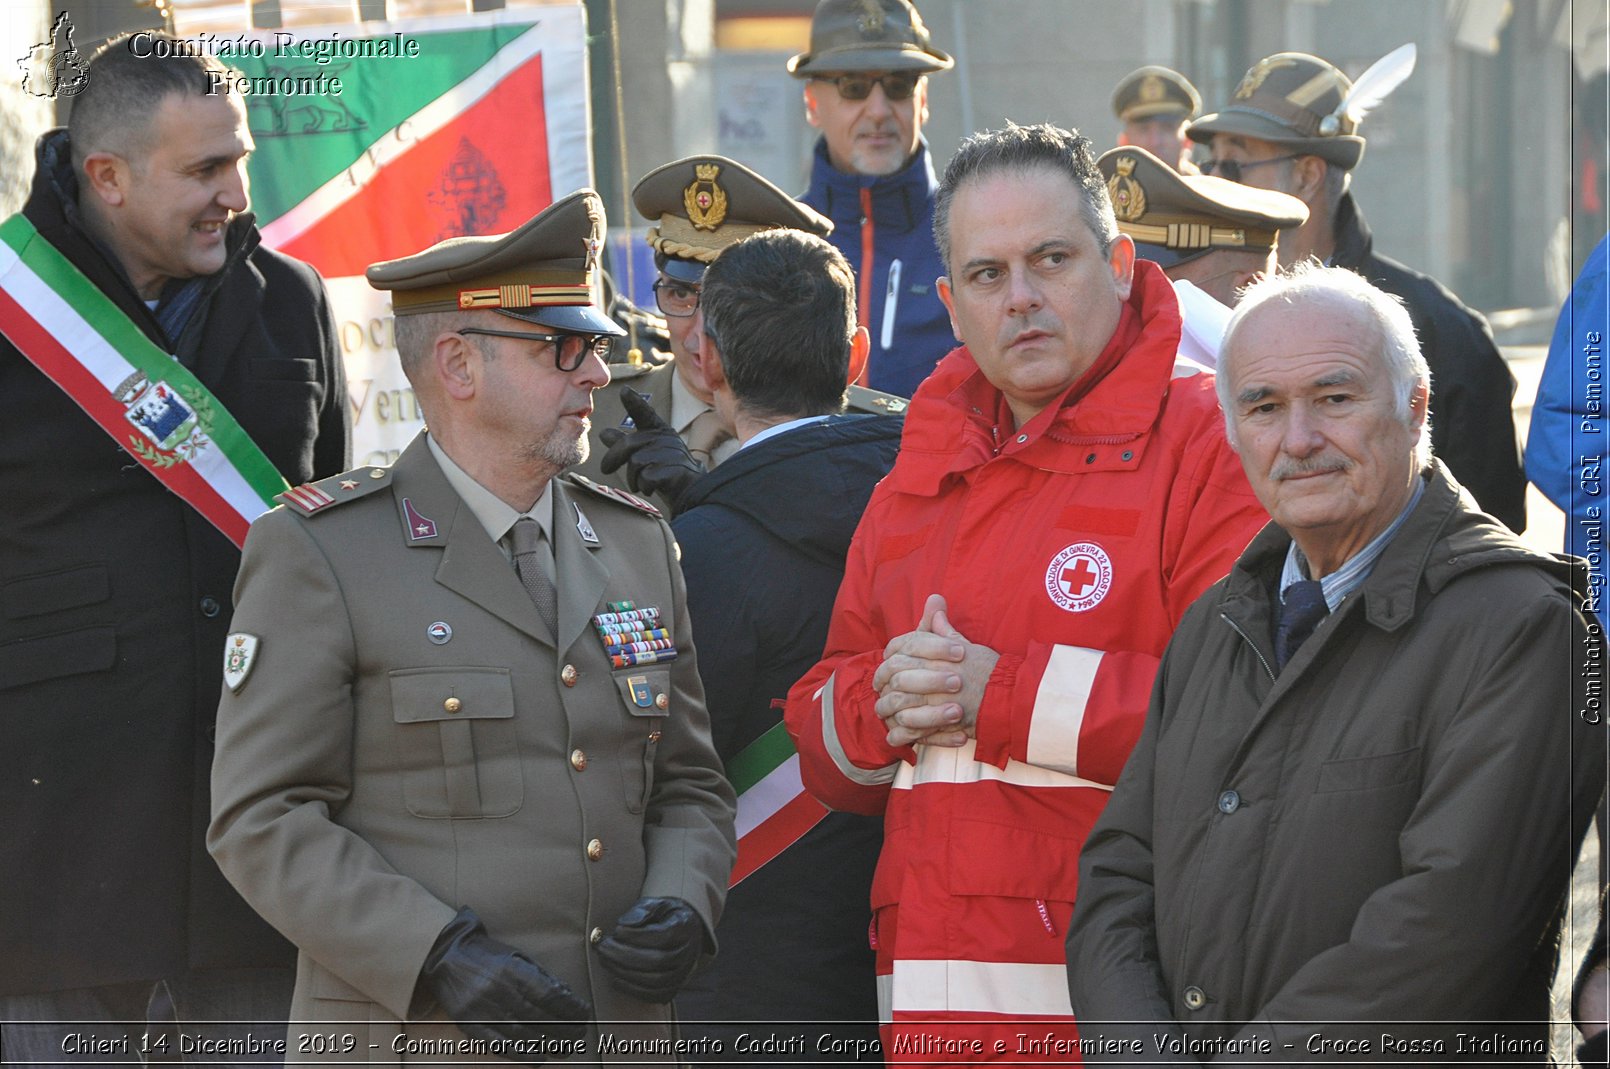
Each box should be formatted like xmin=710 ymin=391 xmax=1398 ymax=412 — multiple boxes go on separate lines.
xmin=1098 ymin=145 xmax=1308 ymax=366
xmin=207 ymin=190 xmax=737 ymax=1065
xmin=575 ymin=154 xmax=908 ymax=516
xmin=1112 ymin=65 xmax=1202 ymax=174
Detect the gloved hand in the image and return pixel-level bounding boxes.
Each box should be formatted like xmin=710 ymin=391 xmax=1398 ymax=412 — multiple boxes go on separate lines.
xmin=595 ymin=897 xmax=704 ymax=1004
xmin=415 ymin=906 xmax=591 ymax=1060
xmin=597 ymin=388 xmax=706 ymax=509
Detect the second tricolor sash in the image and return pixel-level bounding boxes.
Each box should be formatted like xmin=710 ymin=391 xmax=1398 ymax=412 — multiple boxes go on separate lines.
xmin=0 ymin=213 xmax=288 ymax=548
xmin=728 ymin=721 xmax=830 ymax=886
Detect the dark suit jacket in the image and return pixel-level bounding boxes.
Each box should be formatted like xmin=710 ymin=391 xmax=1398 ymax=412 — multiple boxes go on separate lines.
xmin=0 ymin=130 xmax=349 ymax=994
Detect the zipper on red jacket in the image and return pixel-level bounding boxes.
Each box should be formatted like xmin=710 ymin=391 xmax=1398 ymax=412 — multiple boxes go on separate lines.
xmin=856 ymin=187 xmax=874 ymax=386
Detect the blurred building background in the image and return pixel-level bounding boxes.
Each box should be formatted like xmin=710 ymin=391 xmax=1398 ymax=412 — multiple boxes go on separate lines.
xmin=3 ymin=0 xmax=1605 ymax=312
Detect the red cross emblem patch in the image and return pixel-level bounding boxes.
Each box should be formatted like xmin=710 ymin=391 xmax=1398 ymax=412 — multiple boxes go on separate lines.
xmin=1045 ymin=542 xmax=1114 ymax=613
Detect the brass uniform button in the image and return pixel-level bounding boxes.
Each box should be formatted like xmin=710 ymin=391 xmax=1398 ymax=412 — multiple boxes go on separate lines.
xmin=370 ymin=469 xmax=385 ymax=479
xmin=570 ymin=749 xmax=588 ymax=771
xmin=561 ymin=664 xmax=579 ymax=687
xmin=443 ymin=697 xmax=462 ymax=714
xmin=648 ymin=730 xmax=662 ymax=743
xmin=589 ymin=927 xmax=604 ymax=944
xmin=654 ymin=692 xmax=669 ymax=710
xmin=586 ymin=838 xmax=603 ymax=861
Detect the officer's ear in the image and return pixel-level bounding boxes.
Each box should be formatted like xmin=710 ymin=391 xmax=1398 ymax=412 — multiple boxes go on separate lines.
xmin=435 ymin=330 xmax=479 ymax=402
xmin=1289 ymin=155 xmax=1329 ymax=203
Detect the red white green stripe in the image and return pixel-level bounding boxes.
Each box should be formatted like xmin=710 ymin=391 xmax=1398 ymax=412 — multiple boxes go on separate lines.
xmin=0 ymin=214 xmax=288 ymax=547
xmin=727 ymin=722 xmax=829 ymax=887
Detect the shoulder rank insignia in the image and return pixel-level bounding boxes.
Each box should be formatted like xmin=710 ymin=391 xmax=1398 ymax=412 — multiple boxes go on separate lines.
xmin=567 ymin=474 xmax=662 ymax=518
xmin=278 ymin=465 xmax=393 ymax=516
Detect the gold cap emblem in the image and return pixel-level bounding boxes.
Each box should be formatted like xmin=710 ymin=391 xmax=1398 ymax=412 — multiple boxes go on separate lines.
xmin=1235 ymin=55 xmax=1297 ymax=100
xmin=1139 ymin=74 xmax=1165 ymax=103
xmin=1106 ymin=156 xmax=1147 ymax=224
xmin=683 ymin=163 xmax=729 ymax=232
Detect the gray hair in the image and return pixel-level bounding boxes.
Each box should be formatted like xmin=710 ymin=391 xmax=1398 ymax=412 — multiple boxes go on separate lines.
xmin=1218 ymin=261 xmax=1431 ymax=469
xmin=933 ymin=122 xmax=1116 ymax=273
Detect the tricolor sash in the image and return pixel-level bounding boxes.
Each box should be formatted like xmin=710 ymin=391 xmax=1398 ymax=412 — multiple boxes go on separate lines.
xmin=0 ymin=214 xmax=288 ymax=548
xmin=728 ymin=721 xmax=830 ymax=887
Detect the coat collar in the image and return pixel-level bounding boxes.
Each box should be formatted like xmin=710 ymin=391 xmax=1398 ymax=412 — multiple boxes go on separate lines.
xmin=806 ymin=137 xmax=937 ymax=233
xmin=1221 ymin=460 xmax=1566 ymax=636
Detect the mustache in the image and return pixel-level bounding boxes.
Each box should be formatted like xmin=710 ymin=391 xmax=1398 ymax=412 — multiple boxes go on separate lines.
xmin=1270 ymin=454 xmax=1353 ymax=481
xmin=999 ymin=314 xmax=1056 ymax=343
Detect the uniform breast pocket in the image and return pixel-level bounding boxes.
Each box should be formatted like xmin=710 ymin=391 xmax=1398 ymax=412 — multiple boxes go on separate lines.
xmin=389 ymin=667 xmax=523 ymax=819
xmin=612 ymin=668 xmax=670 ymax=814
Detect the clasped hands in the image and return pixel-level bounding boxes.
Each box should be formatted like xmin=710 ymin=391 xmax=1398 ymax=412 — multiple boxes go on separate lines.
xmin=872 ymin=594 xmax=999 ymax=749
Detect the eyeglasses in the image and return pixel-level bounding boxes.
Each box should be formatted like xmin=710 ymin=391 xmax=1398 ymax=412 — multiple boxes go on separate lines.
xmin=814 ymin=72 xmax=922 ymax=102
xmin=652 ymin=278 xmax=700 ymax=318
xmin=1199 ymin=154 xmax=1302 ymax=184
xmin=456 ymin=328 xmax=611 ymax=372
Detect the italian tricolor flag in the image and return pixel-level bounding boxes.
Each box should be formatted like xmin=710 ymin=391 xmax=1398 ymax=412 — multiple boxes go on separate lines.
xmin=728 ymin=723 xmax=830 ymax=887
xmin=239 ymin=8 xmax=592 ymax=280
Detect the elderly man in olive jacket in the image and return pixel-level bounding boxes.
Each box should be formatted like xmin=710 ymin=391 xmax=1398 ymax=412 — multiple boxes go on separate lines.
xmin=1066 ymin=264 xmax=1603 ymax=1062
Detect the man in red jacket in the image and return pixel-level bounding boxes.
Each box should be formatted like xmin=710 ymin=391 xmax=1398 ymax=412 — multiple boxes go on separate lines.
xmin=784 ymin=123 xmax=1268 ymax=1063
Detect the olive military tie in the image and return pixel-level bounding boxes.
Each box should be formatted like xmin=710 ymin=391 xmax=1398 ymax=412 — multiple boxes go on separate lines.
xmin=510 ymin=517 xmax=559 ymax=635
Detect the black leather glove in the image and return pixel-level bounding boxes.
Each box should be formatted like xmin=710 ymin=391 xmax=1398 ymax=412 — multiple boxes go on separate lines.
xmin=597 ymin=388 xmax=706 ymax=509
xmin=595 ymin=897 xmax=704 ymax=1004
xmin=415 ymin=906 xmax=591 ymax=1060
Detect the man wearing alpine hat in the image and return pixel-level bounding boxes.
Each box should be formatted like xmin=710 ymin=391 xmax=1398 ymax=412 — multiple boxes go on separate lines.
xmin=209 ymin=189 xmax=736 ymax=1065
xmin=790 ymin=0 xmax=957 ymax=398
xmin=1187 ymin=48 xmax=1526 ymax=532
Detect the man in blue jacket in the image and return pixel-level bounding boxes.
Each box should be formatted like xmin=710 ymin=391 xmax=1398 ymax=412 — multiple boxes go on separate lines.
xmin=790 ymin=0 xmax=955 ymax=398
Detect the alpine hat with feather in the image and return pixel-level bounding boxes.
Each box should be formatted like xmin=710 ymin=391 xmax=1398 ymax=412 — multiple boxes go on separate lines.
xmin=1187 ymin=45 xmax=1417 ymax=172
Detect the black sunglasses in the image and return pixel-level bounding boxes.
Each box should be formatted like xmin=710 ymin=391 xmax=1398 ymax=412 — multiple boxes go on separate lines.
xmin=814 ymin=72 xmax=921 ymax=102
xmin=1199 ymin=153 xmax=1302 ymax=184
xmin=456 ymin=328 xmax=610 ymax=372
xmin=652 ymin=278 xmax=700 ymax=318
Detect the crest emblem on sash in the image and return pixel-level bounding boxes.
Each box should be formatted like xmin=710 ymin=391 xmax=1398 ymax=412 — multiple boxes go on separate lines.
xmin=683 ymin=164 xmax=728 ymax=232
xmin=115 ymin=372 xmax=209 ymax=465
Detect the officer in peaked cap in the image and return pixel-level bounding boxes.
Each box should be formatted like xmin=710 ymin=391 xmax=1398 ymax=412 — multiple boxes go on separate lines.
xmin=366 ymin=187 xmax=627 ymax=336
xmin=1099 ymin=145 xmax=1307 ymax=366
xmin=1186 ymin=49 xmax=1528 ymax=533
xmin=208 ymin=188 xmax=736 ymax=1061
xmin=1112 ymin=65 xmax=1203 ymax=174
xmin=574 ymin=154 xmax=908 ymax=518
